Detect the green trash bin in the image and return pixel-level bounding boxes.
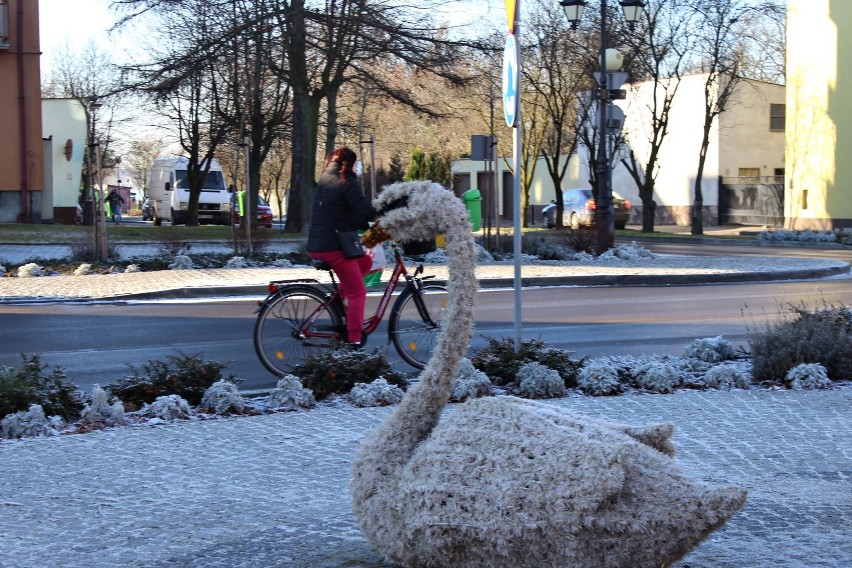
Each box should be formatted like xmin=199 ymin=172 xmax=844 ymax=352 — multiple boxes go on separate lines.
xmin=461 ymin=189 xmax=482 ymax=231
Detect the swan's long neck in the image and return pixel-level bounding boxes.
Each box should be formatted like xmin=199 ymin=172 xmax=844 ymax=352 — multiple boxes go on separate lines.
xmin=351 ymin=221 xmax=477 ymax=480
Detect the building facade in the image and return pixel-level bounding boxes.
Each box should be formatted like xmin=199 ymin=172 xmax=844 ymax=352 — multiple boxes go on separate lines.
xmin=0 ymin=0 xmax=44 ymax=223
xmin=785 ymin=0 xmax=852 ymax=229
xmin=452 ymin=74 xmax=785 ymax=227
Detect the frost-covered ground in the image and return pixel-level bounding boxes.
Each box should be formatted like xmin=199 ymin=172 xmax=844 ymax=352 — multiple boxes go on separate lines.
xmin=1 ymin=387 xmax=850 ymax=568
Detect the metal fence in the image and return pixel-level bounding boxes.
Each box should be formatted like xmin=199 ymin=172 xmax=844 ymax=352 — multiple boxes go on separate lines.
xmin=718 ymin=176 xmax=784 ymax=226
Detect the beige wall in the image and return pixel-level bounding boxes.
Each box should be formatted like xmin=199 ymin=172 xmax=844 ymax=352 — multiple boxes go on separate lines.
xmin=786 ymin=0 xmax=852 ymax=229
xmin=42 ymin=99 xmax=88 ymax=222
xmin=718 ymin=81 xmax=786 ymax=178
xmin=0 ymin=0 xmax=44 ymax=222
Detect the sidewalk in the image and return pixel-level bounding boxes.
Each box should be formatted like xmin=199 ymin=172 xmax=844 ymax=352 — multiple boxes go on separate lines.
xmin=1 ymin=389 xmax=849 ymax=567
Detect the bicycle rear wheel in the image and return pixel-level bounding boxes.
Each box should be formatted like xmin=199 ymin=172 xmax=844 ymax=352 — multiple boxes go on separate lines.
xmin=253 ymin=285 xmax=343 ymax=376
xmin=388 ymin=283 xmax=449 ymax=369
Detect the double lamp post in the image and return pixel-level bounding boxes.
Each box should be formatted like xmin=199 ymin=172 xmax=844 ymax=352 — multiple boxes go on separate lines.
xmin=558 ymin=0 xmax=644 ymax=251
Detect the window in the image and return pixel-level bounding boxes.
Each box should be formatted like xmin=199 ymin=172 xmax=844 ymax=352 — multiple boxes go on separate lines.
xmin=770 ymin=104 xmax=785 ymax=132
xmin=0 ymin=2 xmax=9 ymax=47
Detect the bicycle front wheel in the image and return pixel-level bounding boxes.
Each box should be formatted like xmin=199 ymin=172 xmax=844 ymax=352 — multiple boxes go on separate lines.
xmin=389 ymin=283 xmax=449 ymax=369
xmin=253 ymin=285 xmax=343 ymax=377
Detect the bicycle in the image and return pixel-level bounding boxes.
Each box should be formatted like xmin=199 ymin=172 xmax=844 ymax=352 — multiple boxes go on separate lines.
xmin=253 ymin=241 xmax=449 ymax=376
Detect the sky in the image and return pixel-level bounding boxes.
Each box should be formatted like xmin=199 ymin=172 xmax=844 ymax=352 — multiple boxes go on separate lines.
xmin=39 ymin=0 xmax=117 ymax=73
xmin=38 ymin=0 xmax=504 ymax=75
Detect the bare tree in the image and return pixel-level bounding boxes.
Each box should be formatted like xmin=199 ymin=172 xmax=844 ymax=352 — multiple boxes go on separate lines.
xmin=122 ymin=137 xmax=169 ymax=200
xmin=527 ymin=0 xmax=593 ymax=228
xmin=622 ymin=0 xmax=694 ymax=232
xmin=41 ymin=41 xmax=127 ymax=194
xmin=686 ymin=0 xmax=756 ymax=235
xmin=736 ymin=0 xmax=786 ymax=85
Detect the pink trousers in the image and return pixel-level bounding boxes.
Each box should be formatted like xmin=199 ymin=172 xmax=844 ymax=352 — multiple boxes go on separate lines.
xmin=308 ymin=250 xmax=373 ymax=342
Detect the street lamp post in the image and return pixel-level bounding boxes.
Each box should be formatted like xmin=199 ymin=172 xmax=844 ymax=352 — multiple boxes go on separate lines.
xmin=559 ymin=0 xmax=644 ymax=252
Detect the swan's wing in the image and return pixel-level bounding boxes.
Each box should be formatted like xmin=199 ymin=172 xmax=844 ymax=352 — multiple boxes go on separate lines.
xmin=505 ymin=397 xmax=677 ymax=456
xmin=398 ymin=397 xmax=630 ymax=534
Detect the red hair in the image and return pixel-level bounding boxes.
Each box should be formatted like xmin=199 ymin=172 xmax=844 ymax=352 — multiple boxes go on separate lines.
xmin=325 ymin=146 xmax=357 ymax=181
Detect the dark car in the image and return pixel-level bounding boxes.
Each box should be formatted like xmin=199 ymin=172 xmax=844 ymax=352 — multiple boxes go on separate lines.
xmin=541 ymin=189 xmax=631 ymax=230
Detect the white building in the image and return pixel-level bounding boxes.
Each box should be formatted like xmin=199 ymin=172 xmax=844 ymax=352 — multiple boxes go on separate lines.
xmin=452 ymin=73 xmax=785 ymax=227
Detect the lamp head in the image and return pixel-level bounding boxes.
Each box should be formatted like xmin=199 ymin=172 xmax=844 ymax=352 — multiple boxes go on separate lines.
xmin=620 ymin=0 xmax=645 ymax=28
xmin=559 ymin=0 xmax=586 ymax=29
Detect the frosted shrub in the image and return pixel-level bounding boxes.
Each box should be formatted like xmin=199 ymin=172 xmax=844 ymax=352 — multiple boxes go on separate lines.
xmin=73 ymin=263 xmax=94 ymax=276
xmin=758 ymin=228 xmax=837 ymax=243
xmin=703 ymin=364 xmax=751 ymax=390
xmin=139 ymin=395 xmax=193 ymax=421
xmin=168 ymin=255 xmax=195 ymax=270
xmin=577 ymin=360 xmax=622 ymax=396
xmin=521 ymin=237 xmax=573 ymax=261
xmin=599 ymin=242 xmax=654 ymax=261
xmin=684 ymin=336 xmax=735 ymax=363
xmin=757 ymin=228 xmax=797 ymax=242
xmin=271 ymin=258 xmax=294 ymax=268
xmin=349 ymin=378 xmax=405 ymax=407
xmin=200 ymin=380 xmax=246 ymax=414
xmin=797 ymin=229 xmax=836 ymax=243
xmin=475 ymin=244 xmax=494 ymax=262
xmin=80 ymin=385 xmax=126 ymax=426
xmin=124 ymin=264 xmax=142 ymax=273
xmin=225 ymin=256 xmax=248 ymax=269
xmin=632 ymin=360 xmax=681 ymax=393
xmin=1 ymin=404 xmax=65 ymax=438
xmin=836 ymin=228 xmax=852 ymax=245
xmin=0 ymin=264 xmax=5 ymax=276
xmin=17 ymin=263 xmax=44 ymax=277
xmin=785 ymin=363 xmax=832 ymax=390
xmin=423 ymin=249 xmax=449 ymax=264
xmin=516 ymin=362 xmax=566 ymax=399
xmin=451 ymin=358 xmax=492 ymax=402
xmin=567 ymin=251 xmax=595 ymax=262
xmin=266 ymin=375 xmax=315 ymax=411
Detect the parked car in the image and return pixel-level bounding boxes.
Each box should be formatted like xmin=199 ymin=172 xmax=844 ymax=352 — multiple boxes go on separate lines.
xmin=256 ymin=195 xmax=274 ymax=228
xmin=141 ymin=198 xmax=152 ymax=221
xmin=233 ymin=193 xmax=273 ymax=228
xmin=541 ymin=189 xmax=631 ymax=230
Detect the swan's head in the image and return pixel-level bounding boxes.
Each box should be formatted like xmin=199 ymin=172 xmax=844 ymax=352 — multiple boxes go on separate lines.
xmin=371 ymin=181 xmax=470 ymax=244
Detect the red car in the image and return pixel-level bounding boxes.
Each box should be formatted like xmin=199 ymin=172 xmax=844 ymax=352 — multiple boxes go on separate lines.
xmin=234 ymin=194 xmax=274 ymax=228
xmin=256 ymin=195 xmax=274 ymax=228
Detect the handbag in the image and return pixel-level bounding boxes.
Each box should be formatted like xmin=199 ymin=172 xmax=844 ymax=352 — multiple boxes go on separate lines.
xmin=336 ymin=229 xmax=366 ymax=259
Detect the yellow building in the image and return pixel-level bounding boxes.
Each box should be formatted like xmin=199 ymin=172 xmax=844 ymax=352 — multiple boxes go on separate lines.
xmin=786 ymin=0 xmax=852 ymax=229
xmin=0 ymin=0 xmax=44 ymax=223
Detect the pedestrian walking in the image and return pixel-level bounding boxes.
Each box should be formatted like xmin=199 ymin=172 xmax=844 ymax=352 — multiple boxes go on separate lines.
xmin=105 ymin=189 xmax=125 ymax=224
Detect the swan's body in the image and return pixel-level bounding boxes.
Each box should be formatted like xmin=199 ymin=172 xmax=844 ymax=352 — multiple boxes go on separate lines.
xmin=350 ymin=181 xmax=746 ymax=568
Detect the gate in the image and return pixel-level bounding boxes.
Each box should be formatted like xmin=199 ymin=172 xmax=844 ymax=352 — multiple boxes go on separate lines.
xmin=718 ymin=176 xmax=784 ymax=226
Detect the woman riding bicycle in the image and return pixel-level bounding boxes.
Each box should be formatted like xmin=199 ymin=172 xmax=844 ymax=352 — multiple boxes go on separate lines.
xmin=307 ymin=146 xmax=378 ymax=348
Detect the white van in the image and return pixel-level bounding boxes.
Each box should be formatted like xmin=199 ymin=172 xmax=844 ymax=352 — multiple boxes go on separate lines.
xmin=148 ymin=157 xmax=231 ymax=225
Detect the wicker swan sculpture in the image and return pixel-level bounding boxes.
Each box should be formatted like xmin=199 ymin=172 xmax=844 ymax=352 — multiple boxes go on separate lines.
xmin=351 ymin=181 xmax=747 ymax=568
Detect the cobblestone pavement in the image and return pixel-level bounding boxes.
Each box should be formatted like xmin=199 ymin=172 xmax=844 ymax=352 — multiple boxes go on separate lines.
xmin=1 ymin=389 xmax=850 ymax=567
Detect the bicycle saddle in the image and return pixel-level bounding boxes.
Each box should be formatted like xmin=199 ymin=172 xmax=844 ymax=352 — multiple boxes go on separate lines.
xmin=312 ymin=259 xmax=333 ymax=271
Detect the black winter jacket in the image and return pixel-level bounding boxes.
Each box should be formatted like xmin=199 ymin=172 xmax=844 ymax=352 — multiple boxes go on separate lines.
xmin=306 ymin=164 xmax=377 ymax=252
